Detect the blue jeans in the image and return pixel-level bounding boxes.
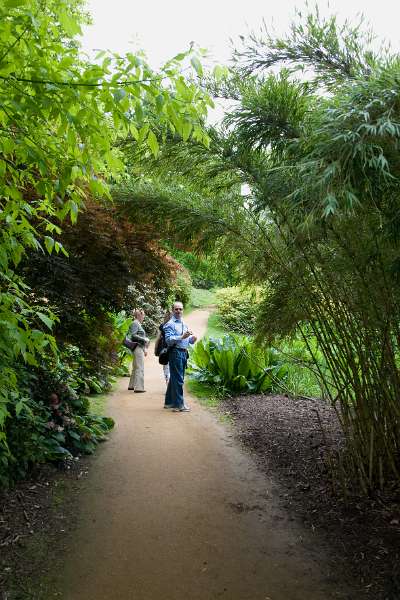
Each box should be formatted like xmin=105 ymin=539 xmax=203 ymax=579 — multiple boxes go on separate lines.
xmin=164 ymin=348 xmax=187 ymax=409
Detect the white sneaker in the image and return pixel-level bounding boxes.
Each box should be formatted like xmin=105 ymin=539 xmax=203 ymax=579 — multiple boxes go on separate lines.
xmin=180 ymin=405 xmax=191 ymax=412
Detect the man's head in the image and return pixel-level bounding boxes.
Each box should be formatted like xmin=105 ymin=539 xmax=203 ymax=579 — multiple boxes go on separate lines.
xmin=172 ymin=301 xmax=183 ymax=320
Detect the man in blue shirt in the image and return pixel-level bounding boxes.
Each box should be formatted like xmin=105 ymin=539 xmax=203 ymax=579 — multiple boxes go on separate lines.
xmin=163 ymin=301 xmax=197 ymax=412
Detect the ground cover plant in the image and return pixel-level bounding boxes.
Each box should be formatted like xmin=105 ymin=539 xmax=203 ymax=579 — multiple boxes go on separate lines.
xmin=206 ymin=312 xmax=227 ymax=338
xmin=1 ymin=349 xmax=114 ymax=487
xmin=189 ymin=334 xmax=288 ymax=393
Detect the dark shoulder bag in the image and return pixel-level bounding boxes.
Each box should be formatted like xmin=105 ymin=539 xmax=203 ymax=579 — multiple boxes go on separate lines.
xmin=158 ymin=346 xmax=169 ymax=365
xmin=123 ymin=337 xmax=138 ymax=352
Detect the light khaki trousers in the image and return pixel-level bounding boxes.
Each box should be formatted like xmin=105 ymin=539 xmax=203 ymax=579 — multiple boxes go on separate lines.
xmin=129 ymin=346 xmax=145 ymax=391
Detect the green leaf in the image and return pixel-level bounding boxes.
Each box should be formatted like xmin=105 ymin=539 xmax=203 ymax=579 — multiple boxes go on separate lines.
xmin=182 ymin=121 xmax=192 ymax=141
xmin=155 ymin=94 xmax=164 ymax=113
xmin=171 ymin=52 xmax=188 ymax=62
xmin=58 ymin=10 xmax=82 ymax=37
xmin=190 ymin=56 xmax=203 ymax=77
xmin=44 ymin=236 xmax=55 ymax=254
xmin=213 ymin=65 xmax=227 ymax=82
xmin=237 ymin=354 xmax=251 ymax=378
xmin=37 ymin=312 xmax=54 ymax=330
xmin=105 ymin=150 xmax=124 ymax=174
xmin=147 ymin=130 xmax=159 ymax=157
xmin=89 ymin=178 xmax=107 ymax=197
xmin=69 ymin=201 xmax=78 ymax=224
xmin=176 ymin=79 xmax=193 ymax=102
xmin=129 ymin=123 xmax=139 ymax=140
xmin=138 ymin=124 xmax=150 ymax=143
xmin=15 ymin=399 xmax=25 ymax=417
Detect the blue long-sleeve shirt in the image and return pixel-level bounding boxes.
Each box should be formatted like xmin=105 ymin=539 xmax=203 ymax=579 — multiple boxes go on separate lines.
xmin=163 ymin=317 xmax=195 ymax=349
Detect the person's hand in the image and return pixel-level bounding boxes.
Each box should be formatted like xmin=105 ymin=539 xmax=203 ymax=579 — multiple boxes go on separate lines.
xmin=144 ymin=351 xmax=148 ymax=357
xmin=182 ymin=330 xmax=192 ymax=339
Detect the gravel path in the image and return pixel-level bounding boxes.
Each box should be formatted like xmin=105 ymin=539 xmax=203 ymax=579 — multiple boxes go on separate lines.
xmin=56 ymin=309 xmax=349 ymax=600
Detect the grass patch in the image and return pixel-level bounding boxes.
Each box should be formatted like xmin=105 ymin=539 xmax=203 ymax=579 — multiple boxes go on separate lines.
xmin=187 ymin=307 xmax=228 ymax=409
xmin=89 ymin=389 xmax=111 ymax=416
xmin=205 ymin=312 xmax=227 ymax=338
xmin=88 ymin=372 xmax=127 ymax=416
xmin=284 ymin=365 xmax=323 ymax=398
xmin=186 ymin=379 xmax=221 ymax=409
xmin=189 ymin=287 xmax=217 ymax=310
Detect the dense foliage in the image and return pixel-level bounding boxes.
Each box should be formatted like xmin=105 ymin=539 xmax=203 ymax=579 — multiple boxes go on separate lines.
xmin=168 ymin=247 xmax=237 ymax=289
xmin=0 ymin=0 xmax=210 ymax=484
xmin=1 ymin=346 xmax=114 ymax=487
xmin=120 ymin=12 xmax=400 ymax=493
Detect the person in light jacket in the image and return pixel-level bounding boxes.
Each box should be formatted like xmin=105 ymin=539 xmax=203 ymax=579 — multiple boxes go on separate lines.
xmin=163 ymin=301 xmax=197 ymax=411
xmin=128 ymin=309 xmax=149 ymax=393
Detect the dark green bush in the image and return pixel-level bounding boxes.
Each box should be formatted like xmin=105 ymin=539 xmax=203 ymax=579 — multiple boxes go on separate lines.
xmin=0 ymin=350 xmax=114 ymax=488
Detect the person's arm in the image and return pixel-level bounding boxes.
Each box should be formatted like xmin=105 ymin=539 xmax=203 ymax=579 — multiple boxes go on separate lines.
xmin=164 ymin=322 xmax=187 ymax=346
xmin=129 ymin=321 xmax=149 ymax=344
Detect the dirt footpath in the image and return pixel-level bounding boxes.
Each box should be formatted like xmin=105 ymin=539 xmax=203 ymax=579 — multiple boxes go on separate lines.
xmin=57 ymin=309 xmax=348 ymax=600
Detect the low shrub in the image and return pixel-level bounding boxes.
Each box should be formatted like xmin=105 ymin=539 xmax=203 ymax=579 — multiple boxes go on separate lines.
xmin=215 ymin=287 xmax=262 ymax=336
xmin=0 ymin=349 xmax=115 ymax=488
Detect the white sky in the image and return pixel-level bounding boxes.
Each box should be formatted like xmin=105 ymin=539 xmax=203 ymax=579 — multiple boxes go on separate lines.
xmin=81 ymin=0 xmax=399 ymax=123
xmin=81 ymin=0 xmax=400 ymax=66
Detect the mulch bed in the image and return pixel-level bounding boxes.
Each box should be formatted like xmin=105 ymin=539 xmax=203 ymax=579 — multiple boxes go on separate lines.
xmin=0 ymin=458 xmax=88 ymax=600
xmin=220 ymin=393 xmax=400 ymax=600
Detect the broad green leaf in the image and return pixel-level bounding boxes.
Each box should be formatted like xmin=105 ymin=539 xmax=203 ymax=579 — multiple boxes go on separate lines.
xmin=58 ymin=10 xmax=82 ymax=37
xmin=213 ymin=65 xmax=226 ymax=81
xmin=155 ymin=94 xmax=164 ymax=113
xmin=129 ymin=123 xmax=139 ymax=140
xmin=190 ymin=56 xmax=203 ymax=77
xmin=182 ymin=121 xmax=192 ymax=141
xmin=37 ymin=312 xmax=54 ymax=330
xmin=44 ymin=236 xmax=55 ymax=254
xmin=15 ymin=399 xmax=25 ymax=417
xmin=69 ymin=201 xmax=79 ymax=224
xmin=105 ymin=150 xmax=124 ymax=174
xmin=147 ymin=130 xmax=159 ymax=157
xmin=89 ymin=178 xmax=108 ymax=197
